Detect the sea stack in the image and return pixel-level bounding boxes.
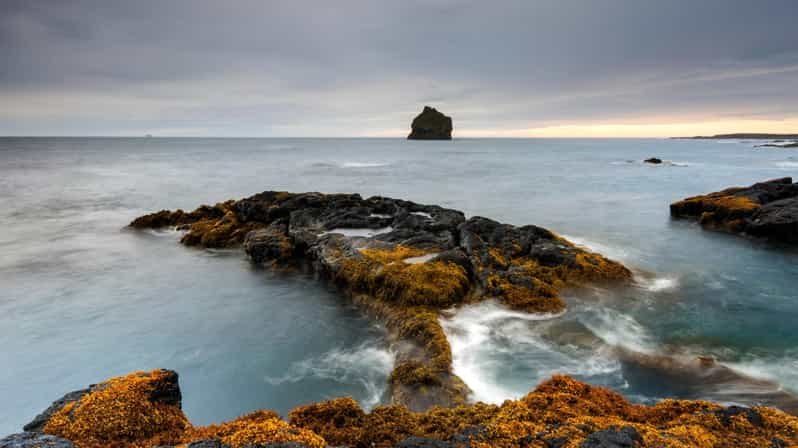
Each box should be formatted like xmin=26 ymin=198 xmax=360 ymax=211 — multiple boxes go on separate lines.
xmin=408 ymin=106 xmax=453 ymax=140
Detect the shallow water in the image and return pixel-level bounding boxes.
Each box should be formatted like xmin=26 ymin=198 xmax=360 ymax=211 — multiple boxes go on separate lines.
xmin=1 ymin=137 xmax=797 ymax=434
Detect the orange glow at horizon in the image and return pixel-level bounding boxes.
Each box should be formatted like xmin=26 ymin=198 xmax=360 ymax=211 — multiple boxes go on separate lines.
xmin=453 ymin=118 xmax=798 ymax=138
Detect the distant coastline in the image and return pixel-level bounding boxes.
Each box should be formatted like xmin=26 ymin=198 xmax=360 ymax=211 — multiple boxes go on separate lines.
xmin=673 ymin=133 xmax=798 ymax=140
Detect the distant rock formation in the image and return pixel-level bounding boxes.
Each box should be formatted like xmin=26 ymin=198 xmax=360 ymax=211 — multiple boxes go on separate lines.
xmin=408 ymin=106 xmax=452 ymax=140
xmin=671 ymin=177 xmax=798 ymax=243
xmin=756 ymin=142 xmax=798 ymax=148
xmin=644 ymin=157 xmax=663 ymax=164
xmin=675 ymin=133 xmax=798 ymax=140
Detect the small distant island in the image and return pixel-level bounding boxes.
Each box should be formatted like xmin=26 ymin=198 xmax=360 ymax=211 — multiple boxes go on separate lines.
xmin=674 ymin=133 xmax=798 ymax=140
xmin=408 ymin=106 xmax=453 ymax=140
xmin=756 ymin=142 xmax=798 ymax=148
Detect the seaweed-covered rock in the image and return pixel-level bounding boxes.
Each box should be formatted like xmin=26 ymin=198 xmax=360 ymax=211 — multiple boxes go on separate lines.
xmin=408 ymin=106 xmax=453 ymax=140
xmin=0 ymin=433 xmax=76 ymax=448
xmin=27 ymin=370 xmax=187 ymax=448
xmin=14 ymin=370 xmax=798 ymax=448
xmin=131 ymin=191 xmax=630 ymax=410
xmin=670 ymin=177 xmax=798 ymax=242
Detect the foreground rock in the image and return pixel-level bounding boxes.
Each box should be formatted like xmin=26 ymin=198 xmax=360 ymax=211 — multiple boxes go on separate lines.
xmin=22 ymin=369 xmax=187 ymax=447
xmin=17 ymin=370 xmax=798 ymax=448
xmin=407 ymin=106 xmax=453 ymax=140
xmin=132 ymin=191 xmax=630 ymax=410
xmin=670 ymin=177 xmax=798 ymax=243
xmin=0 ymin=433 xmax=76 ymax=448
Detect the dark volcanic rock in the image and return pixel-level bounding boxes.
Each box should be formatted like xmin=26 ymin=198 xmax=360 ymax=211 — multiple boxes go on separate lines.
xmin=643 ymin=157 xmax=662 ymax=164
xmin=408 ymin=106 xmax=453 ymax=140
xmin=713 ymin=405 xmax=764 ymax=427
xmin=22 ymin=388 xmax=91 ymax=433
xmin=756 ymin=142 xmax=798 ymax=148
xmin=131 ymin=192 xmax=630 ymax=411
xmin=186 ymin=441 xmax=229 ymax=448
xmin=395 ymin=437 xmax=453 ymax=448
xmin=0 ymin=433 xmax=76 ymax=448
xmin=670 ymin=177 xmax=798 ymax=243
xmin=579 ymin=426 xmax=642 ymax=447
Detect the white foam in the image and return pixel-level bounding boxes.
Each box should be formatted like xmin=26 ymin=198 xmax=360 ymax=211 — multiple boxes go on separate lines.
xmin=561 ymin=234 xmax=629 ymax=261
xmin=404 ymin=253 xmax=438 ymax=264
xmin=776 ymin=161 xmax=798 ymax=168
xmin=369 ymin=213 xmax=392 ymax=219
xmin=263 ymin=341 xmax=394 ymax=410
xmin=723 ymin=351 xmax=798 ymax=394
xmin=321 ymin=227 xmax=393 ymax=238
xmin=637 ymin=275 xmax=679 ymax=292
xmin=340 ymin=162 xmax=389 ymax=168
xmin=441 ymin=301 xmax=628 ymax=404
xmin=410 ymin=211 xmax=433 ymax=219
xmin=580 ymin=307 xmax=656 ymax=355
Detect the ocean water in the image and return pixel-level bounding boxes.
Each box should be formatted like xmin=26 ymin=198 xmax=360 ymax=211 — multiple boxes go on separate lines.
xmin=1 ymin=137 xmax=798 ymax=434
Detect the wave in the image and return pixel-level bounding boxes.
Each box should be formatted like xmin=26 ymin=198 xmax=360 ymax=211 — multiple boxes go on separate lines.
xmin=724 ymin=351 xmax=798 ymax=396
xmin=635 ymin=274 xmax=679 ymax=292
xmin=440 ymin=301 xmax=621 ymax=404
xmin=775 ymin=161 xmax=798 ymax=168
xmin=340 ymin=162 xmax=390 ymax=168
xmin=263 ymin=340 xmax=393 ymax=410
xmin=579 ymin=306 xmax=657 ymax=355
xmin=560 ymin=234 xmax=630 ymax=262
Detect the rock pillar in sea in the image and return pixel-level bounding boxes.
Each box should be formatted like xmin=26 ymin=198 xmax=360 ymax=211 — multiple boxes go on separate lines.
xmin=408 ymin=106 xmax=453 ymax=140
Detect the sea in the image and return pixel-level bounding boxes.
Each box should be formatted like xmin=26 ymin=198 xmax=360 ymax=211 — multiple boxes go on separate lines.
xmin=1 ymin=137 xmax=797 ymax=434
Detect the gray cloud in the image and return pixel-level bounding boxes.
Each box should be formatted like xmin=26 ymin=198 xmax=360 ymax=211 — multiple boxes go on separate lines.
xmin=1 ymin=0 xmax=797 ymax=136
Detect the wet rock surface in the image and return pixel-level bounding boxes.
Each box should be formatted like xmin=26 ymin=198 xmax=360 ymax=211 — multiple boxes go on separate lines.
xmin=579 ymin=426 xmax=642 ymax=447
xmin=407 ymin=106 xmax=453 ymax=140
xmin=0 ymin=433 xmax=76 ymax=448
xmin=671 ymin=177 xmax=798 ymax=243
xmin=131 ymin=190 xmax=630 ymax=411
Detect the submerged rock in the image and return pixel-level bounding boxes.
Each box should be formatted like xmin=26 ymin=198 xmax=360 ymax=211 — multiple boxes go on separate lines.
xmin=408 ymin=106 xmax=453 ymax=140
xmin=132 ymin=190 xmax=630 ymax=411
xmin=643 ymin=157 xmax=662 ymax=164
xmin=670 ymin=177 xmax=798 ymax=243
xmin=16 ymin=371 xmax=798 ymax=448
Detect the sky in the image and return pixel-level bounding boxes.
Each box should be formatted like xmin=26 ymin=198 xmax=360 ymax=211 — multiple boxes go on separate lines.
xmin=1 ymin=0 xmax=797 ymax=137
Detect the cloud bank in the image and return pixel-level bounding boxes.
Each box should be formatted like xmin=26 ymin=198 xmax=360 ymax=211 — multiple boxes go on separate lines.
xmin=1 ymin=0 xmax=797 ymax=136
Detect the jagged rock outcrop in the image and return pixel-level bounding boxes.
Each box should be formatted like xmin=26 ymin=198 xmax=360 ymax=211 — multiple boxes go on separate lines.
xmin=131 ymin=191 xmax=631 ymax=411
xmin=22 ymin=370 xmax=187 ymax=448
xmin=407 ymin=106 xmax=453 ymax=140
xmin=670 ymin=177 xmax=798 ymax=243
xmin=16 ymin=370 xmax=798 ymax=448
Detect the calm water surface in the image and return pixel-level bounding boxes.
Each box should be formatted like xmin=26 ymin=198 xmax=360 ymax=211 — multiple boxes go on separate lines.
xmin=1 ymin=137 xmax=797 ymax=434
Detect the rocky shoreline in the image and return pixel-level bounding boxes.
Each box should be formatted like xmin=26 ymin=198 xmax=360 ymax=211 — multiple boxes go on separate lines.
xmin=6 ymin=191 xmax=798 ymax=447
xmin=671 ymin=177 xmax=798 ymax=243
xmin=5 ymin=368 xmax=798 ymax=448
xmin=130 ymin=191 xmax=633 ymax=411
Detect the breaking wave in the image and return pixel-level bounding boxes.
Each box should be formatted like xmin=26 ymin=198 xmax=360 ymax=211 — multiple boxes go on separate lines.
xmin=264 ymin=340 xmax=394 ymax=410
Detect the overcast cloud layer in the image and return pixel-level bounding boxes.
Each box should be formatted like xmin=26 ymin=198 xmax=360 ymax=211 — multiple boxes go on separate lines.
xmin=1 ymin=0 xmax=797 ymax=136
